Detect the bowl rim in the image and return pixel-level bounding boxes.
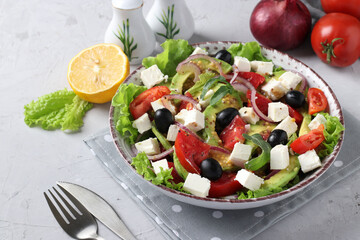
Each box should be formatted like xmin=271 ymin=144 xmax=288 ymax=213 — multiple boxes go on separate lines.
xmin=109 ymin=41 xmax=345 ymax=204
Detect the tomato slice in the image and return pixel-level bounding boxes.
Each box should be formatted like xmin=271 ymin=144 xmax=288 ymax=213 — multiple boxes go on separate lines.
xmin=290 ymin=125 xmax=325 ymax=154
xmin=238 ymin=72 xmax=266 ymax=89
xmin=246 ymin=90 xmax=272 ymax=115
xmin=220 ymin=115 xmax=247 ymax=151
xmin=307 ymin=88 xmax=328 ymax=115
xmin=208 ymin=172 xmax=243 ymax=198
xmin=129 ymin=86 xmax=170 ymax=119
xmin=167 ymin=162 xmax=184 ymax=184
xmin=174 ymin=129 xmax=210 ymax=174
xmin=287 ymin=105 xmax=303 ymax=126
xmin=178 ymin=92 xmax=194 ymax=111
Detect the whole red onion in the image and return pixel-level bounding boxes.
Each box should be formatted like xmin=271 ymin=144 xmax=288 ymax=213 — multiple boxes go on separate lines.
xmin=250 ymin=0 xmax=312 ymax=51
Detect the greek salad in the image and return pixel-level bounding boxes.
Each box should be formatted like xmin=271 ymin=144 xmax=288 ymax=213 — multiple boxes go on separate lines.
xmin=112 ymin=40 xmax=344 ymax=199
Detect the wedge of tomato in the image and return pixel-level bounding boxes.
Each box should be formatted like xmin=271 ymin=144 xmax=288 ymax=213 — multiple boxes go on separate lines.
xmin=307 ymin=88 xmax=328 ymax=115
xmin=129 ymin=86 xmax=170 ymax=119
xmin=290 ymin=124 xmax=325 ymax=154
xmin=178 ymin=92 xmax=194 ymax=111
xmin=220 ymin=115 xmax=247 ymax=151
xmin=174 ymin=129 xmax=210 ymax=174
xmin=238 ymin=72 xmax=266 ymax=89
xmin=288 ymin=105 xmax=303 ymax=126
xmin=208 ymin=172 xmax=243 ymax=198
xmin=167 ymin=162 xmax=184 ymax=184
xmin=246 ymin=90 xmax=272 ymax=115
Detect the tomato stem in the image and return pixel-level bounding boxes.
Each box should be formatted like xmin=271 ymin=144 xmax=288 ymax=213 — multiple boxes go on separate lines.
xmin=320 ymin=38 xmax=344 ymax=64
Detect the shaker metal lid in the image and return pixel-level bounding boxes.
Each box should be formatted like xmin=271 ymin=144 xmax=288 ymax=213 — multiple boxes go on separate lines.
xmin=112 ymin=0 xmax=143 ymax=10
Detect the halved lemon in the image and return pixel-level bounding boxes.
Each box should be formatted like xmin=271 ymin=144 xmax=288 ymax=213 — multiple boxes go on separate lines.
xmin=67 ymin=43 xmax=130 ymax=103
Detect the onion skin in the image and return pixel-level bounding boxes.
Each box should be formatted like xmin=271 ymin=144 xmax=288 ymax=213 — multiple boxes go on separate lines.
xmin=250 ymin=0 xmax=312 ymax=51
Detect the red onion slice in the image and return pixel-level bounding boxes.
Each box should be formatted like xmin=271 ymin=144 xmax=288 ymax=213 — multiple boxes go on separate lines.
xmin=176 ymin=61 xmax=201 ymax=82
xmin=209 ymin=145 xmax=231 ymax=155
xmin=175 ymin=122 xmax=204 ymax=143
xmin=161 ymin=94 xmax=201 ymax=111
xmin=148 ymin=147 xmax=174 ymax=161
xmin=231 ymin=82 xmax=249 ymax=94
xmin=178 ymin=54 xmax=225 ymax=77
xmin=250 ymin=89 xmax=275 ymax=123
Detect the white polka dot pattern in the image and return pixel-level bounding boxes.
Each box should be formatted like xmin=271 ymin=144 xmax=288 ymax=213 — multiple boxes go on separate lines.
xmin=104 ymin=134 xmax=113 ymax=142
xmin=171 ymin=204 xmax=182 ymax=213
xmin=334 ymin=161 xmax=343 ymax=167
xmin=254 ymin=211 xmax=265 ymax=217
xmin=212 ymin=211 xmax=223 ymax=219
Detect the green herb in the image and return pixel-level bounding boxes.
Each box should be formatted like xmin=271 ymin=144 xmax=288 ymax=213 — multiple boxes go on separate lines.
xmin=112 ymin=83 xmax=147 ymax=144
xmin=200 ymin=76 xmax=229 ymax=100
xmin=24 ymin=89 xmax=92 ymax=132
xmin=244 ymin=133 xmax=272 ymax=171
xmin=142 ymin=39 xmax=194 ymax=78
xmin=131 ymin=152 xmax=184 ymax=191
xmin=317 ymin=112 xmax=345 ymax=158
xmin=114 ymin=19 xmax=138 ymax=62
xmin=156 ymin=4 xmax=180 ymax=39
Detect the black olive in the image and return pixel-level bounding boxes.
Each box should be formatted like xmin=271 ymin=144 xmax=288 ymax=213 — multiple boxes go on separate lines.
xmin=214 ymin=50 xmax=232 ymax=64
xmin=200 ymin=158 xmax=223 ymax=181
xmin=216 ymin=108 xmax=239 ymax=133
xmin=285 ymin=90 xmax=305 ymax=108
xmin=267 ymin=129 xmax=288 ymax=148
xmin=154 ymin=108 xmax=174 ymax=133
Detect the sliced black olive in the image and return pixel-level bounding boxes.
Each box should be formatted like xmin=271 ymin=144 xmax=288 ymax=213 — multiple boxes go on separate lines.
xmin=200 ymin=158 xmax=223 ymax=181
xmin=267 ymin=129 xmax=288 ymax=148
xmin=214 ymin=50 xmax=232 ymax=64
xmin=216 ymin=107 xmax=239 ymax=133
xmin=154 ymin=108 xmax=174 ymax=133
xmin=285 ymin=90 xmax=305 ymax=108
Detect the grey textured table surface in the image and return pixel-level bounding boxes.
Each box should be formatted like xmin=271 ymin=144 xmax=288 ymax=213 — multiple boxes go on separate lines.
xmin=1 ymin=0 xmax=360 ymax=239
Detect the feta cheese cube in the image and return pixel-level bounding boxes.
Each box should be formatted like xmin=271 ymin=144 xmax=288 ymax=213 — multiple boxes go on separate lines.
xmin=261 ymin=79 xmax=287 ymax=100
xmin=135 ymin=138 xmax=160 ymax=156
xmin=183 ymin=173 xmax=211 ymax=198
xmin=239 ymin=107 xmax=259 ymax=124
xmin=140 ymin=65 xmax=168 ymax=89
xmin=234 ymin=56 xmax=251 ymax=72
xmin=167 ymin=124 xmax=180 ymax=142
xmin=175 ymin=109 xmax=205 ymax=132
xmin=229 ymin=143 xmax=253 ymax=167
xmin=151 ymin=159 xmax=169 ymax=174
xmin=191 ymin=47 xmax=208 ymax=55
xmin=268 ymin=102 xmax=289 ymax=122
xmin=308 ymin=114 xmax=327 ymax=130
xmin=151 ymin=99 xmax=165 ymax=112
xmin=279 ymin=71 xmax=302 ymax=90
xmin=235 ymin=169 xmax=264 ymax=191
xmin=270 ymin=145 xmax=289 ymax=170
xmin=132 ymin=113 xmax=152 ymax=134
xmin=199 ymin=89 xmax=214 ymax=109
xmin=274 ymin=116 xmax=298 ymax=137
xmin=251 ymin=61 xmax=274 ymax=75
xmin=298 ymin=149 xmax=322 ymax=173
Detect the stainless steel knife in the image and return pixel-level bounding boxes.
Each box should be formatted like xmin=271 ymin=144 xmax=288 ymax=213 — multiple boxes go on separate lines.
xmin=57 ymin=181 xmax=137 ymax=240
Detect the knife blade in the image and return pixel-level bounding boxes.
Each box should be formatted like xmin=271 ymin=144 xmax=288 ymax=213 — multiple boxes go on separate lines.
xmin=57 ymin=181 xmax=137 ymax=240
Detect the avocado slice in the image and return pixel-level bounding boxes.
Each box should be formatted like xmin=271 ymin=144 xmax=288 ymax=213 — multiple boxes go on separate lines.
xmin=202 ymin=93 xmax=242 ymax=146
xmin=245 ymin=121 xmax=276 ymax=152
xmin=190 ymin=58 xmax=232 ymax=74
xmin=186 ymin=71 xmax=216 ymax=98
xmin=261 ymin=155 xmax=300 ymax=191
xmin=169 ymin=71 xmax=193 ymax=94
xmin=299 ymin=112 xmax=311 ymax=136
xmin=173 ymin=151 xmax=188 ymax=180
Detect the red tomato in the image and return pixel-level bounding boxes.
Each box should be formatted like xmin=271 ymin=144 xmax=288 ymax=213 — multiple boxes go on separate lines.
xmin=246 ymin=90 xmax=272 ymax=115
xmin=129 ymin=86 xmax=170 ymax=119
xmin=208 ymin=172 xmax=243 ymax=198
xmin=237 ymin=72 xmax=266 ymax=89
xmin=220 ymin=115 xmax=247 ymax=151
xmin=321 ymin=0 xmax=360 ymax=20
xmin=287 ymin=105 xmax=303 ymax=126
xmin=178 ymin=92 xmax=194 ymax=111
xmin=174 ymin=129 xmax=210 ymax=174
xmin=311 ymin=13 xmax=360 ymax=67
xmin=307 ymin=88 xmax=328 ymax=115
xmin=167 ymin=162 xmax=184 ymax=184
xmin=290 ymin=125 xmax=325 ymax=154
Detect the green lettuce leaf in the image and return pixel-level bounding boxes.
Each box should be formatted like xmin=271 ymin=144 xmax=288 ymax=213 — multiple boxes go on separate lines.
xmin=24 ymin=89 xmax=92 ymax=131
xmin=112 ymin=83 xmax=147 ymax=144
xmin=142 ymin=39 xmax=194 ymax=77
xmin=131 ymin=152 xmax=184 ymax=191
xmin=227 ymin=42 xmax=270 ymax=62
xmin=318 ymin=113 xmax=345 ymax=158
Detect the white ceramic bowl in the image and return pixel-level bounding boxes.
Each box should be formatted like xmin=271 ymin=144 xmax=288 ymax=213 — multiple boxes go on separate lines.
xmin=109 ymin=41 xmax=344 ymax=209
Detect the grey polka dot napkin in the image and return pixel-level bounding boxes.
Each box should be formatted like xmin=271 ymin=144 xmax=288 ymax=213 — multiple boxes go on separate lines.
xmin=84 ymin=109 xmax=359 ymax=240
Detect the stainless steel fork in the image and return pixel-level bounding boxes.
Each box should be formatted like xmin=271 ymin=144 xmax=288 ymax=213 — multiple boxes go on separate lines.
xmin=44 ymin=186 xmax=105 ymax=240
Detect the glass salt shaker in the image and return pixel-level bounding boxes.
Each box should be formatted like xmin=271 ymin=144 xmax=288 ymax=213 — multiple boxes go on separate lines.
xmin=104 ymin=0 xmax=155 ymax=65
xmin=146 ymin=0 xmax=194 ymax=43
